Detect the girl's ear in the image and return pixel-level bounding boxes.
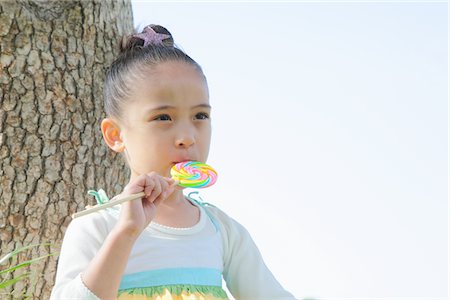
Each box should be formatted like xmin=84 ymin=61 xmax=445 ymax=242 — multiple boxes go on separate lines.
xmin=101 ymin=118 xmax=125 ymax=153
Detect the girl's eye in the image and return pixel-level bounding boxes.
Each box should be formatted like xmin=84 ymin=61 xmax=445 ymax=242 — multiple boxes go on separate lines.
xmin=195 ymin=112 xmax=210 ymax=120
xmin=154 ymin=114 xmax=172 ymax=121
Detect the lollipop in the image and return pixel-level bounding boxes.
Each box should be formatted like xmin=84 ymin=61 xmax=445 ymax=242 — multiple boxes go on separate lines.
xmin=72 ymin=161 xmax=217 ymax=218
xmin=171 ymin=161 xmax=217 ymax=188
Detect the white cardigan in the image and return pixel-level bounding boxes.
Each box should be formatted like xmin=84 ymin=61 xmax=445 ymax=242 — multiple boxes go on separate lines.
xmin=50 ymin=195 xmax=296 ymax=300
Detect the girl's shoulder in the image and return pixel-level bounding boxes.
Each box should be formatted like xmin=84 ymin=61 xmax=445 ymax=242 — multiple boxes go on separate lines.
xmin=57 ymin=207 xmax=119 ymax=260
xmin=186 ymin=192 xmax=250 ymax=238
xmin=65 ymin=206 xmax=118 ymax=241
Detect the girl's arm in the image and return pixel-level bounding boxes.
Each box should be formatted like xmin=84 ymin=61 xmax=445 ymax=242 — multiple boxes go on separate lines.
xmin=51 ymin=173 xmax=176 ymax=299
xmin=50 ymin=208 xmax=111 ymax=300
xmin=80 ymin=225 xmax=139 ymax=299
xmin=210 ymin=207 xmax=297 ymax=300
xmin=50 ymin=217 xmax=142 ymax=300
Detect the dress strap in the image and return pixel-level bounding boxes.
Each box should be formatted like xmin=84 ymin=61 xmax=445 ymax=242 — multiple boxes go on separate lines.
xmin=186 ymin=192 xmax=220 ymax=232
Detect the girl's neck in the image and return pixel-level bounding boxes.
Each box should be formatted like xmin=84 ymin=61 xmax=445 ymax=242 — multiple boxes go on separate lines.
xmin=153 ymin=189 xmax=200 ymax=228
xmin=163 ymin=189 xmax=187 ymax=207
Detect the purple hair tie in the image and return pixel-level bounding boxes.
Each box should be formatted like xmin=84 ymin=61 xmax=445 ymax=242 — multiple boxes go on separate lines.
xmin=133 ymin=26 xmax=171 ymax=47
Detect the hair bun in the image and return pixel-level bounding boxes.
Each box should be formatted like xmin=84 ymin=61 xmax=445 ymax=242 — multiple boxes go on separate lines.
xmin=119 ymin=24 xmax=174 ymax=53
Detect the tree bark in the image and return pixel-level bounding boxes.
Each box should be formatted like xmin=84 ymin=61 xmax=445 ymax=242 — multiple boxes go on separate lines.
xmin=0 ymin=0 xmax=133 ymax=298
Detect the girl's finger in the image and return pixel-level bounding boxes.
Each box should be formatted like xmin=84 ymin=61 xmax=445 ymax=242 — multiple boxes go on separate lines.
xmin=159 ymin=177 xmax=169 ymax=194
xmin=149 ymin=182 xmax=166 ymax=209
xmin=153 ymin=179 xmax=176 ymax=207
xmin=164 ymin=177 xmax=176 ymax=184
xmin=124 ymin=173 xmax=152 ymax=195
xmin=142 ymin=176 xmax=154 ymax=197
xmin=163 ymin=180 xmax=178 ymax=200
xmin=146 ymin=177 xmax=162 ymax=204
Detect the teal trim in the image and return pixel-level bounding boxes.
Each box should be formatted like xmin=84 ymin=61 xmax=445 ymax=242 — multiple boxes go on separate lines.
xmin=87 ymin=189 xmax=110 ymax=205
xmin=119 ymin=267 xmax=222 ymax=290
xmin=186 ymin=192 xmax=220 ymax=232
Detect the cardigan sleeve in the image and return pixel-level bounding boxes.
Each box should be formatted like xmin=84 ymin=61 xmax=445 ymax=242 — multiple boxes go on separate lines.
xmin=207 ymin=206 xmax=297 ymax=300
xmin=50 ymin=211 xmax=113 ymax=300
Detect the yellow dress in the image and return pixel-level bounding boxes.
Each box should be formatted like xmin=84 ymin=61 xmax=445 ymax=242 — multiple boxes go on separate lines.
xmin=117 ymin=285 xmax=228 ymax=300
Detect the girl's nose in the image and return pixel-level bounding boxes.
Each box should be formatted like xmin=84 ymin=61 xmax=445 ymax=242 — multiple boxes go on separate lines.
xmin=175 ymin=134 xmax=195 ymax=148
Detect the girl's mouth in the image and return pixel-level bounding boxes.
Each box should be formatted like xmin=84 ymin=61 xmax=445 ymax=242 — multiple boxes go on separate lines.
xmin=172 ymin=159 xmax=194 ymax=165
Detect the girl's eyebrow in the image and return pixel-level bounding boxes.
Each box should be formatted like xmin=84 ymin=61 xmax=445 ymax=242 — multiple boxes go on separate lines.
xmin=145 ymin=104 xmax=211 ymax=113
xmin=192 ymin=104 xmax=211 ymax=109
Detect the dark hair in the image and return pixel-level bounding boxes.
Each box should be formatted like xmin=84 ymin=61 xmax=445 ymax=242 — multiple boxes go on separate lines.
xmin=104 ymin=24 xmax=205 ymax=121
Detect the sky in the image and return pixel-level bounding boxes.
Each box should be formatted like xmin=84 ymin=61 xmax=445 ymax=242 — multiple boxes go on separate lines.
xmin=131 ymin=1 xmax=448 ymax=299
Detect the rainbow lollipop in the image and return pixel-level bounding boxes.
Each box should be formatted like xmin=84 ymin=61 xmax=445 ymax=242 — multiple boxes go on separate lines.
xmin=72 ymin=161 xmax=217 ymax=218
xmin=171 ymin=161 xmax=217 ymax=188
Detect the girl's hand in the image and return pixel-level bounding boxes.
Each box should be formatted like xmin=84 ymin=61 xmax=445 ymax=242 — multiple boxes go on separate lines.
xmin=116 ymin=172 xmax=177 ymax=236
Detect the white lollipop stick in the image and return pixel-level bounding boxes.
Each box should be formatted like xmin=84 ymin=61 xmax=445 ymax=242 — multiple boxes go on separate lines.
xmin=71 ymin=192 xmax=145 ymax=219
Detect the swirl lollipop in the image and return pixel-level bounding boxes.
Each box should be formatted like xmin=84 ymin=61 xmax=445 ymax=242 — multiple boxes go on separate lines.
xmin=170 ymin=161 xmax=217 ymax=188
xmin=72 ymin=161 xmax=217 ymax=218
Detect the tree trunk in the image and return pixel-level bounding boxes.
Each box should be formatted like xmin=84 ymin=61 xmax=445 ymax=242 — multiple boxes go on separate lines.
xmin=0 ymin=0 xmax=133 ymax=298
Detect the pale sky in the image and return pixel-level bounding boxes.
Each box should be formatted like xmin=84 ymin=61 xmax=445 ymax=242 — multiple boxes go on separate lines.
xmin=131 ymin=1 xmax=448 ymax=299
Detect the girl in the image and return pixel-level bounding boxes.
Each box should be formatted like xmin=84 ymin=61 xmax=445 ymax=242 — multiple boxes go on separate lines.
xmin=51 ymin=24 xmax=296 ymax=300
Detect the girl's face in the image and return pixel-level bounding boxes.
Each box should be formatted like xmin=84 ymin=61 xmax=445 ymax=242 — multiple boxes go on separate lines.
xmin=112 ymin=61 xmax=211 ymax=180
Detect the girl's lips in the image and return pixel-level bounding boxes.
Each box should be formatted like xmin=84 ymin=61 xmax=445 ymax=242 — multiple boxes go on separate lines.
xmin=172 ymin=159 xmax=194 ymax=164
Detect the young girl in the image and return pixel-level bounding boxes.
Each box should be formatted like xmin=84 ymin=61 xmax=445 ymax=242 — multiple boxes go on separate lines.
xmin=51 ymin=24 xmax=296 ymax=300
